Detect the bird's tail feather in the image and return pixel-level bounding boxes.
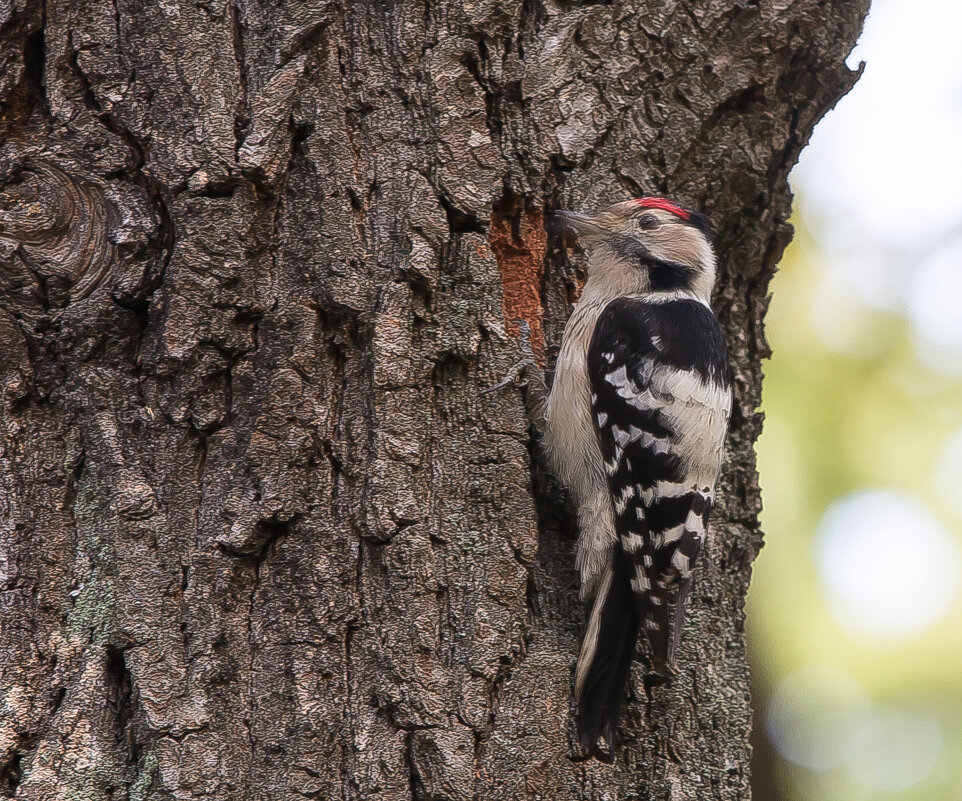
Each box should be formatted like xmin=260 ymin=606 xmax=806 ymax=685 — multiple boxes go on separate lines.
xmin=574 ymin=544 xmax=640 ymax=755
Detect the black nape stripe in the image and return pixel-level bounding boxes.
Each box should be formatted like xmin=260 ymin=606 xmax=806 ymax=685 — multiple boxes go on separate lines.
xmin=647 ymin=258 xmax=696 ymax=292
xmin=686 ymin=211 xmax=713 ymax=241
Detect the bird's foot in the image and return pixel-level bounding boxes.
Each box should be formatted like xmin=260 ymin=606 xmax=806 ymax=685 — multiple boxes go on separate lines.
xmin=482 ymin=319 xmax=548 ymax=436
xmin=480 ymin=356 xmax=540 ymax=395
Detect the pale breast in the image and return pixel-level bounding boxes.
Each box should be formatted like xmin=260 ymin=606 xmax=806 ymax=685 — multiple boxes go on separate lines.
xmin=544 ymin=301 xmax=608 ymax=500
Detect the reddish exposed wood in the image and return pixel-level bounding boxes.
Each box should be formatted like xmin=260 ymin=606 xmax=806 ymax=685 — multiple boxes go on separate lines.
xmin=490 ymin=196 xmax=547 ymax=363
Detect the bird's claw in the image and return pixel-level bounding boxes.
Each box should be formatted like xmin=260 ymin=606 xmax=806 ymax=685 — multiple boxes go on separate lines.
xmin=481 ymin=358 xmax=538 ymax=395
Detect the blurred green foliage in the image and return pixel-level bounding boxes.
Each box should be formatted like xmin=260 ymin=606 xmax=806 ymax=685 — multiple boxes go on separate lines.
xmin=749 ymin=210 xmax=962 ymax=800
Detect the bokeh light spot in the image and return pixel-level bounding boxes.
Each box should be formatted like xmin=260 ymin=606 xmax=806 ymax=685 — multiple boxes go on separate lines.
xmin=814 ymin=490 xmax=960 ymax=636
xmin=908 ymin=237 xmax=962 ymax=375
xmin=766 ymin=666 xmax=869 ymax=771
xmin=847 ymin=707 xmax=942 ymax=791
xmin=934 ymin=428 xmax=962 ymax=519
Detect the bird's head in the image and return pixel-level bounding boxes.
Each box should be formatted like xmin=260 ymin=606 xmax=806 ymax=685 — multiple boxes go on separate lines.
xmin=555 ymin=198 xmax=716 ymax=301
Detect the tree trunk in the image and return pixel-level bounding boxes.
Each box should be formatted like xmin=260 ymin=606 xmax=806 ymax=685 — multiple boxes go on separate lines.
xmin=0 ymin=1 xmax=866 ymax=799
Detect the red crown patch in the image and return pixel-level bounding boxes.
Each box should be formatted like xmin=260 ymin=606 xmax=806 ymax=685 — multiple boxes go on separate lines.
xmin=633 ymin=197 xmax=692 ymax=221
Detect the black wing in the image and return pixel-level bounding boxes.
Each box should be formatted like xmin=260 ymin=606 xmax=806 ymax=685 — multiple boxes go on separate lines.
xmin=575 ymin=296 xmax=730 ymax=752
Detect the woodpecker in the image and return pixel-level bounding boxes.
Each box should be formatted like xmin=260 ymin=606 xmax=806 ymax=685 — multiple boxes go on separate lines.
xmin=545 ymin=197 xmax=731 ymax=756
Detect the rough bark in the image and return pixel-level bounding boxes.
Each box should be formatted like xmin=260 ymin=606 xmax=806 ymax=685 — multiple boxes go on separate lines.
xmin=0 ymin=1 xmax=866 ymax=799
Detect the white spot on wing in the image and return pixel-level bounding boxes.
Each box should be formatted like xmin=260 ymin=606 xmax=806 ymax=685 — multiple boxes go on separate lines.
xmin=655 ymin=481 xmax=696 ymax=499
xmin=660 ymin=524 xmax=685 ymax=545
xmin=606 ymin=365 xmax=629 ymax=387
xmin=636 ymin=356 xmax=656 ymax=384
xmin=643 ymin=435 xmax=672 ymax=456
xmin=615 ymin=485 xmax=635 ymax=514
xmin=623 ymin=532 xmax=645 ymax=553
xmin=651 ymin=365 xmax=730 ymax=411
xmin=627 ymin=425 xmax=646 ymax=442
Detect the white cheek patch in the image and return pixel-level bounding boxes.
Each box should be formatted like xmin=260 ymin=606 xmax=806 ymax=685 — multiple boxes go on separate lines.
xmin=644 ymin=228 xmax=715 ymax=280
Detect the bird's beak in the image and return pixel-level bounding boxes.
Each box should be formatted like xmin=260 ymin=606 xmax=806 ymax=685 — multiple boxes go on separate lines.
xmin=553 ymin=210 xmax=604 ymax=238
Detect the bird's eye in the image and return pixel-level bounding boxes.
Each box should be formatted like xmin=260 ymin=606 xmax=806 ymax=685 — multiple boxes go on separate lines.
xmin=639 ymin=214 xmax=661 ymax=231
